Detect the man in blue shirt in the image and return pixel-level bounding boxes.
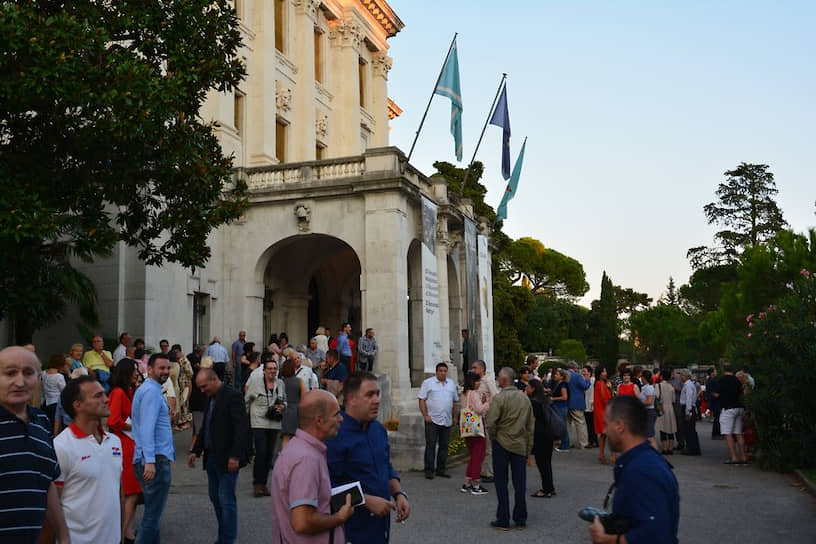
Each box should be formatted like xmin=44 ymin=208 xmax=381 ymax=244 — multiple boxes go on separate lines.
xmin=589 ymin=396 xmax=679 ymax=544
xmin=327 ymin=372 xmax=410 ymax=543
xmin=205 ymin=336 xmax=230 ymax=382
xmin=566 ymin=362 xmax=591 ymax=449
xmin=230 ymin=330 xmax=246 ymax=392
xmin=322 ymin=349 xmax=348 ymax=399
xmin=132 ymin=352 xmax=175 ymax=544
xmin=335 ymin=322 xmax=353 ymax=368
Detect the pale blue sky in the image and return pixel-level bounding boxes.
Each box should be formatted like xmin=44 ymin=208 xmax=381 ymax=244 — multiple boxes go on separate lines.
xmin=385 ymin=1 xmax=815 ymax=305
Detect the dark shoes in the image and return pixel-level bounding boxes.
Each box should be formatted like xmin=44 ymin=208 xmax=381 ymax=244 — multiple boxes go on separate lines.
xmin=424 ymin=472 xmax=434 ymax=479
xmin=490 ymin=521 xmax=510 ymax=531
xmin=253 ymin=484 xmax=270 ymax=497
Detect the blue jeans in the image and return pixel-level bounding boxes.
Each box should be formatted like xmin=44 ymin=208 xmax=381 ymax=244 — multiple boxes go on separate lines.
xmin=557 ymin=404 xmax=570 ymax=449
xmin=492 ymin=441 xmax=527 ymax=526
xmin=134 ymin=456 xmax=172 ymax=544
xmin=206 ymin=454 xmax=239 ymax=544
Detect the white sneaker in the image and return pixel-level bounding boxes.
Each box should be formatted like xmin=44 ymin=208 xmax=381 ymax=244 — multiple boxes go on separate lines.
xmin=470 ymin=485 xmax=489 ymax=495
xmin=459 ymin=484 xmax=472 ymax=493
xmin=554 ymin=448 xmax=569 ymax=453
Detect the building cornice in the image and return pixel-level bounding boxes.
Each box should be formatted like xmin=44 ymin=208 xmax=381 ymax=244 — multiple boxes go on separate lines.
xmin=359 ymin=0 xmax=404 ymax=38
xmin=387 ymin=98 xmax=402 ymax=120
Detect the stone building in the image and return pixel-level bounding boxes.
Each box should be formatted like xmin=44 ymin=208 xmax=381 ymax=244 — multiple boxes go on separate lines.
xmin=32 ymin=0 xmax=494 ymax=465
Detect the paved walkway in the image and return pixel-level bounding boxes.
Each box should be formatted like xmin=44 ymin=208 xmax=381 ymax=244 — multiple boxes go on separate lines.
xmin=149 ymin=421 xmax=816 ymax=542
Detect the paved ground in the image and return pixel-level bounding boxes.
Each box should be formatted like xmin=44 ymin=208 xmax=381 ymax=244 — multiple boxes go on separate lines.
xmin=145 ymin=420 xmax=816 ymax=542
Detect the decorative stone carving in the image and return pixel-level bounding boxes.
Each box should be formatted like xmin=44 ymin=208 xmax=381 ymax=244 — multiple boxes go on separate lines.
xmin=275 ymin=81 xmax=292 ymax=112
xmin=372 ymin=53 xmax=393 ymax=79
xmin=293 ymin=202 xmax=311 ymax=232
xmin=293 ymin=0 xmax=321 ymax=19
xmin=328 ymin=19 xmax=364 ymax=49
xmin=315 ymin=113 xmax=328 ymax=139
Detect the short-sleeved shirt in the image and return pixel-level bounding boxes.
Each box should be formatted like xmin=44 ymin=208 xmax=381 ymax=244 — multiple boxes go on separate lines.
xmin=54 ymin=424 xmax=122 ymax=544
xmin=82 ymin=350 xmax=112 ymax=372
xmin=231 ymin=339 xmax=245 ymax=363
xmin=327 ymin=412 xmax=400 ymax=544
xmin=0 ymin=405 xmax=60 ymax=544
xmin=270 ymin=429 xmax=341 ymax=544
xmin=718 ymin=375 xmax=743 ymax=409
xmin=417 ymin=377 xmax=458 ymax=427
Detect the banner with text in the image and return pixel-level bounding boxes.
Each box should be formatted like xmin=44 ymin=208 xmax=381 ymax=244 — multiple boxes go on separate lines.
xmin=421 ymin=196 xmax=443 ymax=373
xmin=477 ymin=234 xmax=494 ymax=372
xmin=464 ymin=218 xmax=479 ymax=364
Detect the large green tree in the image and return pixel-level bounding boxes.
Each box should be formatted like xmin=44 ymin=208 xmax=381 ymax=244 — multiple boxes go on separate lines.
xmin=499 ymin=237 xmax=589 ymax=298
xmin=688 ymin=162 xmax=787 ymax=269
xmin=596 ymin=271 xmax=618 ymax=369
xmin=0 ymin=1 xmax=247 ymax=342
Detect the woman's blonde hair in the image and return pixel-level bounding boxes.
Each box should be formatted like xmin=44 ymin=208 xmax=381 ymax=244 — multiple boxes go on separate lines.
xmin=315 ymin=326 xmax=326 ymax=336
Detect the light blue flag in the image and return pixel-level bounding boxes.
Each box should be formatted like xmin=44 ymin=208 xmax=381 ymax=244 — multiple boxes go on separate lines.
xmin=496 ymin=138 xmax=527 ymax=222
xmin=434 ymin=40 xmax=463 ymax=161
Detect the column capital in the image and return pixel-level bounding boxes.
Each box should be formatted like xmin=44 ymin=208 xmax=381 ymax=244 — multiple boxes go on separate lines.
xmin=292 ymin=0 xmax=320 ymax=20
xmin=328 ymin=19 xmax=364 ymax=50
xmin=372 ymin=52 xmax=393 ymax=79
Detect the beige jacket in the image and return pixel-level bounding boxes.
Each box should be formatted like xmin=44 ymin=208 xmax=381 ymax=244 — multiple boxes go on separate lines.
xmin=485 ymin=386 xmax=534 ymax=456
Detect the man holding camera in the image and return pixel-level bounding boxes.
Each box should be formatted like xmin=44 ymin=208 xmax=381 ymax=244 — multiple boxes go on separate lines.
xmin=589 ymin=396 xmax=679 ymax=544
xmin=188 ymin=369 xmax=250 ymax=544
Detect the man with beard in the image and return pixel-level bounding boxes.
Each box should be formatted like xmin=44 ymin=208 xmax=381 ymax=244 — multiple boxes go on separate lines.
xmin=132 ymin=353 xmax=175 ymax=544
xmin=589 ymin=396 xmax=678 ymax=544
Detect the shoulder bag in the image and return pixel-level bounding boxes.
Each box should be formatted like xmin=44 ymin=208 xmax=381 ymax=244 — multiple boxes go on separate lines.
xmin=459 ymin=392 xmax=485 ymax=438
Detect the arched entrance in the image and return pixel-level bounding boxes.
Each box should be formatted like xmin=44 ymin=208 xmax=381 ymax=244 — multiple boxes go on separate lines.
xmin=257 ymin=234 xmax=361 ymax=347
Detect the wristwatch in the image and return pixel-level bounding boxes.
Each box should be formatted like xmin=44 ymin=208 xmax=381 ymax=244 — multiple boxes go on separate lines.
xmin=392 ymin=490 xmax=408 ymax=501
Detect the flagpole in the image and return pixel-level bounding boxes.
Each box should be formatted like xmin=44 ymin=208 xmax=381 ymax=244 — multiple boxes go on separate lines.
xmin=459 ymin=73 xmax=507 ymax=197
xmin=406 ymin=33 xmax=458 ymax=163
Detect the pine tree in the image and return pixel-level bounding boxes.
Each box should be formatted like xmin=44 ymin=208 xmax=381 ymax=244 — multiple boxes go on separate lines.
xmin=597 ymin=272 xmax=619 ymax=369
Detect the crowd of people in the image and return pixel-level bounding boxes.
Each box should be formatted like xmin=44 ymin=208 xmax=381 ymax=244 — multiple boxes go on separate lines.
xmin=1 ymin=324 xmax=757 ymax=544
xmin=0 ymin=322 xmax=386 ymax=544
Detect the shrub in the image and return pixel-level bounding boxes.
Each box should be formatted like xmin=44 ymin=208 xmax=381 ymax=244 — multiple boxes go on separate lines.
xmin=732 ymin=269 xmax=816 ymax=471
xmin=557 ymin=339 xmax=587 ymax=364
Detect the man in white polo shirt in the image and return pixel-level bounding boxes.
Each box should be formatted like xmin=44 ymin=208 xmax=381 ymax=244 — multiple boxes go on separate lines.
xmin=54 ymin=375 xmax=123 ymax=544
xmin=417 ymin=362 xmax=459 ymax=479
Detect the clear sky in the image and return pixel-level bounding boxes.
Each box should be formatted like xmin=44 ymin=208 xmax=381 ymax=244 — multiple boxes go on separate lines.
xmin=384 ymin=1 xmax=815 ymax=306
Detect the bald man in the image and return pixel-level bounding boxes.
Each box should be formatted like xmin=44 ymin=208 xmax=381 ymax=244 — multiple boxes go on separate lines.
xmin=271 ymin=390 xmax=353 ymax=543
xmin=0 ymin=346 xmax=70 ymax=543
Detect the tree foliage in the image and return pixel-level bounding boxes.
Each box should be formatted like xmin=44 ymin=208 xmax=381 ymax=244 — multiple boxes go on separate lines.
xmin=0 ymin=1 xmax=248 ymax=341
xmin=498 ymin=237 xmax=589 ymax=298
xmin=556 ymin=339 xmax=587 ymax=364
xmin=688 ymin=162 xmax=786 ymax=269
xmin=613 ymin=285 xmax=651 ymax=316
xmin=519 ymin=295 xmax=589 ymax=354
xmin=597 ymin=272 xmax=618 ymax=368
xmin=630 ymin=305 xmax=698 ymax=365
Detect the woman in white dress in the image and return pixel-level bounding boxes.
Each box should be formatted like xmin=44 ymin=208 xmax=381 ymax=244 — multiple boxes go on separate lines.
xmin=655 ymin=369 xmax=678 ymax=455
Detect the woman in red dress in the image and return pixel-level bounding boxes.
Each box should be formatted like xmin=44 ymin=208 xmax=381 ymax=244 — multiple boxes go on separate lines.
xmin=593 ymin=367 xmax=613 ymax=464
xmin=616 ymin=369 xmax=640 ymax=397
xmin=108 ymin=359 xmax=141 ymax=544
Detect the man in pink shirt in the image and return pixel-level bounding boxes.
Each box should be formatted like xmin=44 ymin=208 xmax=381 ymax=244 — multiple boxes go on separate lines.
xmin=271 ymin=390 xmax=353 ymax=543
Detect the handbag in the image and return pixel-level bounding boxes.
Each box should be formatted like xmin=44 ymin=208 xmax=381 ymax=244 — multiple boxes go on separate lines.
xmin=544 ymin=403 xmax=566 ymax=439
xmin=459 ymin=393 xmax=485 ymax=438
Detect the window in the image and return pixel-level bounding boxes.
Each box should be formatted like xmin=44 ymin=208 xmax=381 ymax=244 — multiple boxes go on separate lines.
xmin=276 ymin=119 xmax=287 ymax=162
xmin=314 ymin=29 xmax=323 ymax=83
xmin=233 ymin=91 xmax=244 ymax=135
xmin=358 ymin=57 xmax=367 ymax=108
xmin=193 ymin=292 xmax=210 ymax=347
xmin=275 ymin=0 xmax=286 ymax=53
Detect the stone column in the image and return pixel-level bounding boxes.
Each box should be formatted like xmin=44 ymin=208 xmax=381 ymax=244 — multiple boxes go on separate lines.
xmin=362 ymin=190 xmax=411 ymax=419
xmin=291 ymin=0 xmax=319 ymax=161
xmin=246 ymin=1 xmax=277 ymax=165
xmin=371 ymin=52 xmax=392 ymax=148
xmin=328 ymin=19 xmax=364 ymax=156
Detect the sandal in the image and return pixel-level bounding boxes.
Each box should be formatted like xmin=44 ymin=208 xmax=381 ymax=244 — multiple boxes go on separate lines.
xmin=531 ymin=490 xmax=548 ymax=498
xmin=598 ymin=457 xmax=607 ymax=465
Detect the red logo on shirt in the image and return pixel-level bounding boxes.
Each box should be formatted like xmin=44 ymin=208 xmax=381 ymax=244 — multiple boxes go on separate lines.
xmin=81 ymin=455 xmax=91 ymax=461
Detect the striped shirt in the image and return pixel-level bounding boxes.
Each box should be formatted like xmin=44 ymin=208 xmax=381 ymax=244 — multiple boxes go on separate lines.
xmin=0 ymin=405 xmax=60 ymax=544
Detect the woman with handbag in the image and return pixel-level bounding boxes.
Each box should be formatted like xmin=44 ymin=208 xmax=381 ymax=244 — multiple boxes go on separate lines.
xmin=245 ymin=359 xmax=287 ymax=497
xmin=638 ymin=370 xmax=660 ymax=450
xmin=527 ymin=379 xmax=557 ymax=498
xmin=460 ymin=371 xmax=490 ymax=495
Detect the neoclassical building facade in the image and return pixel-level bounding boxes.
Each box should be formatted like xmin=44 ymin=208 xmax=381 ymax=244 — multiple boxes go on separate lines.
xmin=34 ymin=1 xmax=494 ymax=462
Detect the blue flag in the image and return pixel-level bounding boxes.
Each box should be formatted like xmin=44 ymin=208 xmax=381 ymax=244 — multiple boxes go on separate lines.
xmin=496 ymin=138 xmax=526 ymax=222
xmin=434 ymin=40 xmax=463 ymax=161
xmin=489 ymin=84 xmax=511 ymax=180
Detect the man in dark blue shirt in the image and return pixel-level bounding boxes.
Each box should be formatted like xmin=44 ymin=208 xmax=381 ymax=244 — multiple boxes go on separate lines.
xmin=322 ymin=349 xmax=348 ymax=397
xmin=589 ymin=395 xmax=679 ymax=544
xmin=327 ymin=372 xmax=410 ymax=543
xmin=705 ymin=367 xmax=722 ymax=438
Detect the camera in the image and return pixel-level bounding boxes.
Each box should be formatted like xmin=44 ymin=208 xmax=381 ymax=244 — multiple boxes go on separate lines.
xmin=578 ymin=507 xmax=632 ymax=535
xmin=265 ymin=399 xmax=285 ymax=421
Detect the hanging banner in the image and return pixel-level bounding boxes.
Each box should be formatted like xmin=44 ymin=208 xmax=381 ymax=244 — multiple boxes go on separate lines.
xmin=421 ymin=196 xmax=443 ymax=373
xmin=477 ymin=234 xmax=494 ymax=372
xmin=464 ymin=218 xmax=479 ymax=364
